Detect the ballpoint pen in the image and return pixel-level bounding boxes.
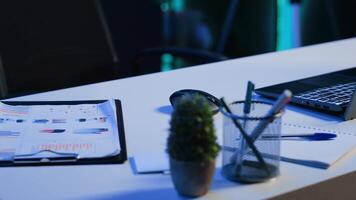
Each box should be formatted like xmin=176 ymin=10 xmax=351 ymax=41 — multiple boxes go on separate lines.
xmin=238 ymin=81 xmax=255 ymax=174
xmin=231 ymin=90 xmax=291 ymax=176
xmin=243 ymin=81 xmax=255 ymax=114
xmin=249 ymin=90 xmax=292 ymax=142
xmin=262 ymin=132 xmax=337 ymax=140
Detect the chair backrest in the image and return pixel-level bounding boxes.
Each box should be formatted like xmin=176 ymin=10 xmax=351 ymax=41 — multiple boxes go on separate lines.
xmin=0 ymin=0 xmax=118 ymax=97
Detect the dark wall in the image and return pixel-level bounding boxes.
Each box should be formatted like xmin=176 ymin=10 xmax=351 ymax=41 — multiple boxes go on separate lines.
xmin=101 ymin=0 xmax=162 ymax=76
xmin=301 ymin=0 xmax=356 ymax=46
xmin=0 ymin=0 xmax=117 ymax=96
xmin=0 ymin=0 xmax=162 ymax=97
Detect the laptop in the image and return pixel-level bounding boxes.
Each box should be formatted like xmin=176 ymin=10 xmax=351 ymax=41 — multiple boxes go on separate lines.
xmin=255 ymin=67 xmax=356 ymax=120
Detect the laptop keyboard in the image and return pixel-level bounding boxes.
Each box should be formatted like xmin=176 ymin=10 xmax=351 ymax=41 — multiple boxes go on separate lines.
xmin=294 ymin=82 xmax=356 ymax=107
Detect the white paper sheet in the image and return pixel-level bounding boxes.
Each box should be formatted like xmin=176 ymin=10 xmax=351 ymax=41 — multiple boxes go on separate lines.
xmin=132 ymin=120 xmax=356 ymax=173
xmin=281 ymin=122 xmax=356 ymax=168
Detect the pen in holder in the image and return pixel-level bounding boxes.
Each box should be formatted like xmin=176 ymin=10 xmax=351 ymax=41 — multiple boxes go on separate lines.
xmin=220 ymin=100 xmax=283 ymax=183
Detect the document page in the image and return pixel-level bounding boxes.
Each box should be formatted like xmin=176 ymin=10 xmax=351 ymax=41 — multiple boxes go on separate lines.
xmin=280 ymin=108 xmax=356 ymax=168
xmin=0 ymin=100 xmax=120 ymax=160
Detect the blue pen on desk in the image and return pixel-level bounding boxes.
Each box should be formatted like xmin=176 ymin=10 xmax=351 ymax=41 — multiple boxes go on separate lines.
xmin=291 ymin=133 xmax=337 ymax=140
xmin=263 ymin=133 xmax=337 ymax=140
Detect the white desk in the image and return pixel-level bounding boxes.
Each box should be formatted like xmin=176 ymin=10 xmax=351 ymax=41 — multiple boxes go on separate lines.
xmin=1 ymin=38 xmax=356 ymax=200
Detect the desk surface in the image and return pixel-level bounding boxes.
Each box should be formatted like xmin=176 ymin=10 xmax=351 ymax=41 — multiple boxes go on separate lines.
xmin=1 ymin=38 xmax=356 ymax=200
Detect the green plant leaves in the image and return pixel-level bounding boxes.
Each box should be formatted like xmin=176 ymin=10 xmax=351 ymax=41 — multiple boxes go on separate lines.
xmin=167 ymin=94 xmax=220 ymax=162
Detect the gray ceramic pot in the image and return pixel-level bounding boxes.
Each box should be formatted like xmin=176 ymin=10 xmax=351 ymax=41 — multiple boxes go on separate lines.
xmin=169 ymin=158 xmax=216 ymax=198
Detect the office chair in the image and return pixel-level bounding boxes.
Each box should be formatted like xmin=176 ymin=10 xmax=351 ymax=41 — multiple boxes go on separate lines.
xmin=132 ymin=0 xmax=277 ymax=74
xmin=131 ymin=0 xmax=240 ymax=74
xmin=0 ymin=0 xmax=118 ymax=97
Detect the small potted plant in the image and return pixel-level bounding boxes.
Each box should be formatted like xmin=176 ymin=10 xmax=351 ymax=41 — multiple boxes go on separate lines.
xmin=167 ymin=94 xmax=220 ymax=197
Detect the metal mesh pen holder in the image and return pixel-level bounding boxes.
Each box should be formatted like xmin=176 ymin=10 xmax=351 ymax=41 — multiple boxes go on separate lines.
xmin=220 ymin=101 xmax=283 ymax=183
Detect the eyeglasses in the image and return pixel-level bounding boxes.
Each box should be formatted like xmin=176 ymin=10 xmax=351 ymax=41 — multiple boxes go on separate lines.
xmin=169 ymin=89 xmax=221 ymax=114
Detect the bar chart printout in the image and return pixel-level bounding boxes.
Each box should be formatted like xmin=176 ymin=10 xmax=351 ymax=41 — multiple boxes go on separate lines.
xmin=0 ymin=100 xmax=121 ymax=160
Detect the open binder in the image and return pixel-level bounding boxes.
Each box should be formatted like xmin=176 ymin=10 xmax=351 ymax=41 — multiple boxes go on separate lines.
xmin=0 ymin=100 xmax=127 ymax=166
